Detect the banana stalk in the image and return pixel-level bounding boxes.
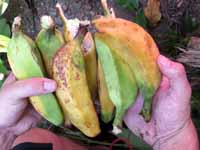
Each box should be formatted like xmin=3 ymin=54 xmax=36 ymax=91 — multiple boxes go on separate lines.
xmin=7 ymin=16 xmax=64 ymax=126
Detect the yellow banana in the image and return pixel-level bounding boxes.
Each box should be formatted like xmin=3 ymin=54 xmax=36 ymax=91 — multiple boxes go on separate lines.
xmin=81 ymin=32 xmax=98 ymax=99
xmin=52 ymin=4 xmax=100 ymax=137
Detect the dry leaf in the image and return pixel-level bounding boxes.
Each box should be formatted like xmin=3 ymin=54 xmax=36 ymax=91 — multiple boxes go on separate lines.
xmin=177 ymin=37 xmax=200 ymax=68
xmin=144 ymin=0 xmax=161 ymax=25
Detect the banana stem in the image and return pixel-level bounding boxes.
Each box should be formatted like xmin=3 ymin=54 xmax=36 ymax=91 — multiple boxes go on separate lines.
xmin=101 ymin=0 xmax=111 ymax=17
xmin=101 ymin=0 xmax=116 ymax=18
xmin=0 ymin=35 xmax=10 ymax=53
xmin=56 ymin=3 xmax=72 ymax=42
xmin=12 ymin=16 xmax=22 ymax=34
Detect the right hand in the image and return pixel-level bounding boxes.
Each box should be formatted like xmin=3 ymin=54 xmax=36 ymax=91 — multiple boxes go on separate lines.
xmin=124 ymin=55 xmax=198 ymax=149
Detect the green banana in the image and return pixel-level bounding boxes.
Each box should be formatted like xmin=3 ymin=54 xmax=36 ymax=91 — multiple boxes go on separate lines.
xmin=95 ymin=38 xmax=138 ymax=127
xmin=7 ymin=16 xmax=64 ymax=126
xmin=36 ymin=16 xmax=65 ymax=77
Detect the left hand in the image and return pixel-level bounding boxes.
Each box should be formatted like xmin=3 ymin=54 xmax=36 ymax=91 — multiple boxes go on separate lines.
xmin=0 ymin=72 xmax=57 ymax=136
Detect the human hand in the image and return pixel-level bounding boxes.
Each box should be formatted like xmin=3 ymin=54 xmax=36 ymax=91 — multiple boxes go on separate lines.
xmin=0 ymin=73 xmax=57 ymax=136
xmin=124 ymin=55 xmax=198 ymax=149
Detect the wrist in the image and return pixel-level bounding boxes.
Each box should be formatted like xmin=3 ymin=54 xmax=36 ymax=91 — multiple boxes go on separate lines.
xmin=0 ymin=128 xmax=17 ymax=150
xmin=153 ymin=119 xmax=199 ymax=150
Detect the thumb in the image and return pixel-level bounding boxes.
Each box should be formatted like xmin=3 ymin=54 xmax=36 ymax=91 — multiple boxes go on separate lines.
xmin=157 ymin=55 xmax=191 ymax=100
xmin=1 ymin=78 xmax=57 ymax=103
xmin=124 ymin=93 xmax=156 ymax=145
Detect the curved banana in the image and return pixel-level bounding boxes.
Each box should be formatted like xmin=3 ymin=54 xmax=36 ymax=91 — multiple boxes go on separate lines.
xmin=53 ymin=4 xmax=100 ymax=137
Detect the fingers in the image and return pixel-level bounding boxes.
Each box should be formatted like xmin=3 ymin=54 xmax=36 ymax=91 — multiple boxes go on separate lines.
xmin=126 ymin=92 xmax=144 ymax=115
xmin=124 ymin=113 xmax=155 ymax=145
xmin=157 ymin=55 xmax=191 ymax=98
xmin=1 ymin=78 xmax=57 ymax=101
xmin=2 ymin=72 xmax=16 ymax=87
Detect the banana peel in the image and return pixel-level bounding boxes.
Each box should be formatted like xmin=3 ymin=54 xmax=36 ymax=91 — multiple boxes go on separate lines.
xmin=93 ymin=17 xmax=161 ymax=121
xmin=7 ymin=17 xmax=64 ymax=126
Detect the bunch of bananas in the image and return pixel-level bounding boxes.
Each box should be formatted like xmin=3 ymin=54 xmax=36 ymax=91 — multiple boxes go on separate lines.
xmin=5 ymin=0 xmax=161 ymax=137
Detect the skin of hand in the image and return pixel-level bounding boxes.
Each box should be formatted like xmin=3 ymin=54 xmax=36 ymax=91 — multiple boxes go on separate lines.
xmin=124 ymin=55 xmax=199 ymax=149
xmin=0 ymin=73 xmax=57 ymax=136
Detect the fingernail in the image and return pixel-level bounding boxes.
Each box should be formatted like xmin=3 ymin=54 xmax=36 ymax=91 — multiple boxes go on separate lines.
xmin=158 ymin=55 xmax=170 ymax=67
xmin=43 ymin=80 xmax=56 ymax=91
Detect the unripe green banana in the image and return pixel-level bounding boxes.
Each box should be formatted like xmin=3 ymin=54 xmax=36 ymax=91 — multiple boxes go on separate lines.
xmin=98 ymin=60 xmax=115 ymax=123
xmin=7 ymin=16 xmax=64 ymax=126
xmin=36 ymin=16 xmax=65 ymax=77
xmin=81 ymin=32 xmax=97 ymax=99
xmin=95 ymin=38 xmax=138 ymax=128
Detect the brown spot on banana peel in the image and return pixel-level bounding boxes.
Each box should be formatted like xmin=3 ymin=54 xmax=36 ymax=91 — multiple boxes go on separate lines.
xmin=93 ymin=18 xmax=161 ymax=121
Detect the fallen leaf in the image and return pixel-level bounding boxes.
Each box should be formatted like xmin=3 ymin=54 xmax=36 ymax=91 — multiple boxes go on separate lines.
xmin=144 ymin=0 xmax=161 ymax=26
xmin=177 ymin=37 xmax=200 ymax=68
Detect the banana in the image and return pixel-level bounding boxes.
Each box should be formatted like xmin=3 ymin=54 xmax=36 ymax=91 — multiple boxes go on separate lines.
xmin=0 ymin=35 xmax=10 ymax=53
xmin=81 ymin=32 xmax=97 ymax=99
xmin=95 ymin=38 xmax=138 ymax=127
xmin=52 ymin=4 xmax=100 ymax=137
xmin=7 ymin=17 xmax=64 ymax=126
xmin=93 ymin=17 xmax=161 ymax=120
xmin=98 ymin=60 xmax=115 ymax=123
xmin=36 ymin=16 xmax=65 ymax=77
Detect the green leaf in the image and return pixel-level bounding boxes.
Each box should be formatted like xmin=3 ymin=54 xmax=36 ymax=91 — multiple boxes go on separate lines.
xmin=0 ymin=0 xmax=9 ymax=15
xmin=0 ymin=58 xmax=8 ymax=87
xmin=117 ymin=128 xmax=152 ymax=150
xmin=0 ymin=18 xmax=10 ymax=37
xmin=117 ymin=0 xmax=139 ymax=11
xmin=133 ymin=9 xmax=147 ymax=28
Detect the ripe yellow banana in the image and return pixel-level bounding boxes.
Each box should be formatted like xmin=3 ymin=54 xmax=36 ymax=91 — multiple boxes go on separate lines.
xmin=98 ymin=60 xmax=115 ymax=123
xmin=81 ymin=32 xmax=97 ymax=99
xmin=7 ymin=16 xmax=64 ymax=126
xmin=93 ymin=17 xmax=161 ymax=120
xmin=52 ymin=4 xmax=100 ymax=137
